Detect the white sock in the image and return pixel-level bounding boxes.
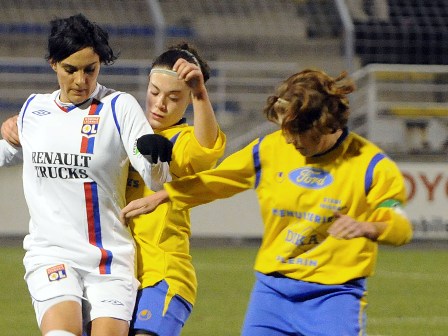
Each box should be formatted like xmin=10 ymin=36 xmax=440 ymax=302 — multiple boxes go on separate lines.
xmin=45 ymin=331 xmax=77 ymax=336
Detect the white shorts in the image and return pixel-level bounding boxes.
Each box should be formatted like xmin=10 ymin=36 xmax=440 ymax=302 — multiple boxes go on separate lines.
xmin=25 ymin=263 xmax=139 ymax=326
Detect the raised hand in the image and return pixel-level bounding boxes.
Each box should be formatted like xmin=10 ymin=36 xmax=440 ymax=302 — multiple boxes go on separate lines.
xmin=173 ymin=58 xmax=206 ymax=99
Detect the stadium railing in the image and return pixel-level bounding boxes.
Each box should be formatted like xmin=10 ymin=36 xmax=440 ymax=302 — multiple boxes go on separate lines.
xmin=2 ymin=58 xmax=448 ymax=157
xmin=0 ymin=58 xmax=302 ymax=154
xmin=350 ymin=63 xmax=448 ymax=156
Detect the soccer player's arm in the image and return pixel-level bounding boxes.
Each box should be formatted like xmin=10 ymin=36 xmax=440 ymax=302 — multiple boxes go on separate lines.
xmin=174 ymin=57 xmax=220 ymax=151
xmin=117 ymin=93 xmax=171 ymax=191
xmin=121 ymin=138 xmax=258 ymax=220
xmin=165 ymin=138 xmax=257 ymax=210
xmin=0 ymin=114 xmax=23 ymax=166
xmin=172 ymin=128 xmax=226 ymax=178
xmin=365 ymin=158 xmax=413 ymax=246
xmin=0 ymin=139 xmax=23 ymax=166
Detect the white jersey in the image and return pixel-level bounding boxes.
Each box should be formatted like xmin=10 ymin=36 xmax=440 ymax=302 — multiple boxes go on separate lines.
xmin=0 ymin=84 xmax=170 ymax=277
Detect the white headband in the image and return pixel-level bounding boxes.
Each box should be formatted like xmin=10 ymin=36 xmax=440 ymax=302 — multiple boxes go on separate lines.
xmin=150 ymin=68 xmax=178 ymax=77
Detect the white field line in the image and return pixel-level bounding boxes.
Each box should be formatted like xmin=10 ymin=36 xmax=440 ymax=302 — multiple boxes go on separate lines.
xmin=369 ymin=316 xmax=448 ymax=325
xmin=374 ymin=270 xmax=448 ymax=282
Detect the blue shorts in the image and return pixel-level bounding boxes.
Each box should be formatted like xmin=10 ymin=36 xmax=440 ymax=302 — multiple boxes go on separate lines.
xmin=241 ymin=272 xmax=367 ymax=336
xmin=130 ymin=280 xmax=192 ymax=336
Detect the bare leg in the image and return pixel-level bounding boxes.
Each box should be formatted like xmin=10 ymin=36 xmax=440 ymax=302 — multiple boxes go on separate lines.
xmin=90 ymin=317 xmax=129 ymax=336
xmin=40 ymin=300 xmax=83 ymax=336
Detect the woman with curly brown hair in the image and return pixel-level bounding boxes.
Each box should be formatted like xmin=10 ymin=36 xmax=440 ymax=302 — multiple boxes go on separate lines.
xmin=121 ymin=69 xmax=413 ymax=335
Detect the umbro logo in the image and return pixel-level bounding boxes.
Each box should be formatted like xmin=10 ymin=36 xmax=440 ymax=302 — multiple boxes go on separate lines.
xmin=100 ymin=299 xmax=124 ymax=306
xmin=32 ymin=110 xmax=51 ymax=116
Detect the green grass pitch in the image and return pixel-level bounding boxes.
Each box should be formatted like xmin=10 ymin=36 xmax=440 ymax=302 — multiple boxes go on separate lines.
xmin=1 ymin=244 xmax=447 ymax=335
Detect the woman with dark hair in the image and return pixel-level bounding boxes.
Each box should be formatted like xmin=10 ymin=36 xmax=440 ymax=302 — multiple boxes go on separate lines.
xmin=0 ymin=41 xmax=224 ymax=336
xmin=127 ymin=42 xmax=226 ymax=336
xmin=122 ymin=69 xmax=413 ymax=336
xmin=0 ymin=14 xmax=170 ymax=336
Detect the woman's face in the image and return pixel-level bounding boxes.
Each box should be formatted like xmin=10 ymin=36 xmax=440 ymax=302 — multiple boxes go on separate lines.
xmin=146 ymin=70 xmax=191 ymax=130
xmin=51 ymin=47 xmax=101 ymax=104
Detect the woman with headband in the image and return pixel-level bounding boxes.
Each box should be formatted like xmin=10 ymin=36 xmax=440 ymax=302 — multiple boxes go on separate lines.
xmin=126 ymin=43 xmax=226 ymax=336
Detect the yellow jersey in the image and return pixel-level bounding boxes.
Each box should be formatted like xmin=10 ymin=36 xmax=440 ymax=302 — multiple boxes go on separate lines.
xmin=126 ymin=121 xmax=226 ymax=304
xmin=165 ymin=129 xmax=413 ymax=285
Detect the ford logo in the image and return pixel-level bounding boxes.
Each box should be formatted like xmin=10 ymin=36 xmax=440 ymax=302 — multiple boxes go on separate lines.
xmin=289 ymin=167 xmax=333 ymax=189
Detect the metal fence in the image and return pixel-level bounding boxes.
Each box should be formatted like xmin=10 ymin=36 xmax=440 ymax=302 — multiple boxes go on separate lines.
xmin=0 ymin=58 xmax=307 ymax=153
xmin=350 ymin=63 xmax=448 ymax=156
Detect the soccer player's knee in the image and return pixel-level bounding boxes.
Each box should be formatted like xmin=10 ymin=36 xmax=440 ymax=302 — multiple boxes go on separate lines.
xmin=45 ymin=330 xmax=78 ymax=336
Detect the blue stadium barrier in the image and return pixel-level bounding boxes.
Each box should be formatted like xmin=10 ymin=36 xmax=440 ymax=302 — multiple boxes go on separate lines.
xmin=0 ymin=23 xmax=195 ymax=38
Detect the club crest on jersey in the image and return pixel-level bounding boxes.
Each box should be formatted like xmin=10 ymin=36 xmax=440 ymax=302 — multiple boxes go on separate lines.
xmin=47 ymin=264 xmax=67 ymax=282
xmin=289 ymin=167 xmax=333 ymax=189
xmin=137 ymin=309 xmax=152 ymax=321
xmin=81 ymin=117 xmax=100 ymax=137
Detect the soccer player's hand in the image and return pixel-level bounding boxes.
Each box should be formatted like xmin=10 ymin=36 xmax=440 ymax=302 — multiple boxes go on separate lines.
xmin=137 ymin=134 xmax=173 ymax=164
xmin=1 ymin=115 xmax=21 ymax=147
xmin=120 ymin=189 xmax=170 ymax=224
xmin=328 ymin=212 xmax=384 ymax=241
xmin=173 ymin=58 xmax=206 ymax=99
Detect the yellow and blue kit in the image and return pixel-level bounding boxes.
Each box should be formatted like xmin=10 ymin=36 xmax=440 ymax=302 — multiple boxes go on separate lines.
xmin=164 ymin=128 xmax=413 ymax=335
xmin=165 ymin=128 xmax=412 ymax=283
xmin=126 ymin=119 xmax=226 ymax=309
